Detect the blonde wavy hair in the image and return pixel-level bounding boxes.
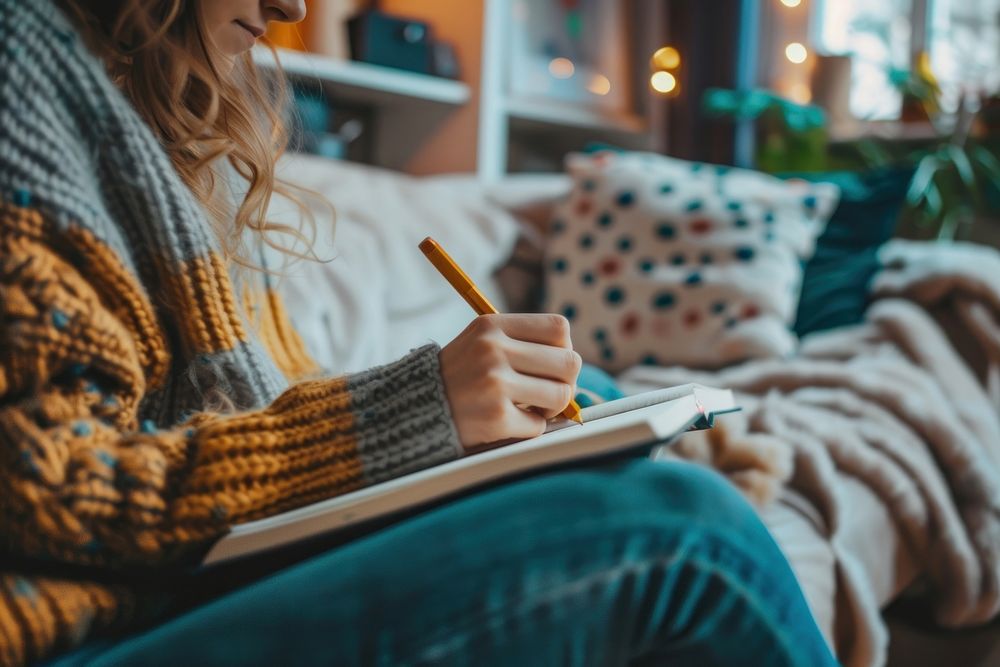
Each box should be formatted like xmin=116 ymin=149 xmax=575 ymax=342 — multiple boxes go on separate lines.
xmin=58 ymin=0 xmax=321 ymax=268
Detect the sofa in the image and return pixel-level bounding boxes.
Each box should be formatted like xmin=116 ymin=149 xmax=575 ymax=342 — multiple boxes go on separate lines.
xmin=265 ymin=152 xmax=1000 ymax=667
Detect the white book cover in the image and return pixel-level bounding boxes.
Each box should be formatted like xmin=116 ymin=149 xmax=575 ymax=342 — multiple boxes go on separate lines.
xmin=202 ymin=384 xmax=736 ymax=565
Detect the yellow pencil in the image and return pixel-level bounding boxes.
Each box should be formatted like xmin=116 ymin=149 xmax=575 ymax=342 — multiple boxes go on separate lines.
xmin=420 ymin=236 xmax=583 ymax=424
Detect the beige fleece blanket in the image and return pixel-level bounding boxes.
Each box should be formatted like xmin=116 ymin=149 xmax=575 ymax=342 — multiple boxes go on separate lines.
xmin=618 ymin=239 xmax=1000 ymax=667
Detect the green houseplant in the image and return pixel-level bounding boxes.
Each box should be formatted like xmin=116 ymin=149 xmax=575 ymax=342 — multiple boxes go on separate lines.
xmin=885 ymin=59 xmax=1000 ymax=240
xmin=703 ymin=73 xmax=1000 ymax=242
xmin=702 ymin=88 xmax=829 ymax=173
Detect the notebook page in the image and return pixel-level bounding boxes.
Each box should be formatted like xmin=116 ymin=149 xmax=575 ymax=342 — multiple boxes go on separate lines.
xmin=544 ymin=384 xmax=700 ymax=434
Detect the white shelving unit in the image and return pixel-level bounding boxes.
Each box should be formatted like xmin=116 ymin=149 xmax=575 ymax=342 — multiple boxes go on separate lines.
xmin=504 ymin=98 xmax=647 ymax=134
xmin=254 ymin=49 xmax=471 ymax=108
xmin=255 ymin=48 xmax=470 ymax=170
xmin=253 ymin=1 xmax=668 ymax=177
xmin=477 ymin=0 xmax=668 ymax=180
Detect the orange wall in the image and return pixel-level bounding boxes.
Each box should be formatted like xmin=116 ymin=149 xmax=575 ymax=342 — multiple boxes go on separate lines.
xmin=379 ymin=0 xmax=484 ymax=175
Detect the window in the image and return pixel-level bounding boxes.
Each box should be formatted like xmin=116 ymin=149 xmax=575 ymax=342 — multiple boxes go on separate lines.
xmin=813 ymin=0 xmax=914 ymax=120
xmin=812 ymin=0 xmax=1000 ymax=120
xmin=928 ymin=0 xmax=1000 ymax=113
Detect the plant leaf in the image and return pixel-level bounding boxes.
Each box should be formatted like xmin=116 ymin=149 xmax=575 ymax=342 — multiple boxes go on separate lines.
xmin=906 ymin=155 xmax=940 ymax=206
xmin=889 ymin=68 xmax=911 ymax=86
xmin=937 ymin=208 xmax=961 ymax=241
xmin=923 ymin=178 xmax=944 ymax=223
xmin=972 ymin=145 xmax=1000 ymax=184
xmin=948 ymin=145 xmax=981 ymax=207
xmin=702 ymin=88 xmax=740 ymax=117
xmin=855 ymin=139 xmax=891 ymax=168
xmin=703 ymin=88 xmax=774 ymax=120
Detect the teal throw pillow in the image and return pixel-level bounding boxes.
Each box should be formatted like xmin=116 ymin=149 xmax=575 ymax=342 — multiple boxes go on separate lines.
xmin=785 ymin=168 xmax=914 ymax=337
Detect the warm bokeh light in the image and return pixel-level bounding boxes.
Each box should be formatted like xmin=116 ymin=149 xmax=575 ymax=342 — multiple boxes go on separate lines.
xmin=785 ymin=42 xmax=808 ymax=64
xmin=780 ymin=0 xmax=802 ymax=7
xmin=788 ymin=82 xmax=812 ymax=104
xmin=650 ymin=71 xmax=677 ymax=94
xmin=651 ymin=46 xmax=681 ymax=70
xmin=548 ymin=57 xmax=575 ymax=79
xmin=587 ymin=74 xmax=612 ymax=96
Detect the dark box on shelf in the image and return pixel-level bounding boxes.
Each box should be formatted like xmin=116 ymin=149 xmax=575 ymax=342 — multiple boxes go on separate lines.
xmin=348 ymin=10 xmax=433 ymax=75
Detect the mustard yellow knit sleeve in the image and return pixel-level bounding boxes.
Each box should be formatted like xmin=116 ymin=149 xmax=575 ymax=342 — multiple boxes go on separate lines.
xmin=0 ymin=233 xmax=461 ymax=568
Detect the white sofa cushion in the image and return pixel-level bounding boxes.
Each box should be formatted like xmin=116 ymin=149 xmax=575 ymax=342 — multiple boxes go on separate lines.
xmin=265 ymin=154 xmax=521 ymax=373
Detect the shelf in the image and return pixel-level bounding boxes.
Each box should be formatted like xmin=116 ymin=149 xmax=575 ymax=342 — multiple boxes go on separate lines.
xmin=828 ymin=120 xmax=941 ymax=144
xmin=253 ymin=49 xmax=471 ymax=108
xmin=505 ymin=97 xmax=647 ymax=135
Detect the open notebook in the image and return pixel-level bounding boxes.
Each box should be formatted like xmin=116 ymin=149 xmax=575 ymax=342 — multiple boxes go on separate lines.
xmin=202 ymin=384 xmax=736 ymax=565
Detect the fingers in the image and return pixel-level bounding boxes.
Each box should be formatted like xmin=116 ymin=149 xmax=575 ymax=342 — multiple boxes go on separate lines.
xmin=502 ymin=403 xmax=549 ymax=440
xmin=504 ymin=372 xmax=575 ymax=420
xmin=483 ymin=314 xmax=581 ymax=419
xmin=505 ymin=338 xmax=582 ymax=385
xmin=441 ymin=313 xmax=580 ymax=450
xmin=487 ymin=313 xmax=573 ymax=349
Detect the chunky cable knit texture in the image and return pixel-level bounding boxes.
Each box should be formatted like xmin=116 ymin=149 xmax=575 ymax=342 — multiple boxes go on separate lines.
xmin=0 ymin=2 xmax=461 ymax=664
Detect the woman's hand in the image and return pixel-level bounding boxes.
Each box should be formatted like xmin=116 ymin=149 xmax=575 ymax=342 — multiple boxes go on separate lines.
xmin=439 ymin=314 xmax=583 ymax=451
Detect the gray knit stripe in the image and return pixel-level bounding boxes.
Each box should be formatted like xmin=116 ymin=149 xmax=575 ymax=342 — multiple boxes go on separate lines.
xmin=8 ymin=2 xmax=221 ymax=268
xmin=0 ymin=52 xmax=109 ymax=231
xmin=347 ymin=345 xmax=463 ymax=485
xmin=9 ymin=1 xmax=224 ymax=268
xmin=1 ymin=0 xmax=288 ymax=417
xmin=2 ymin=7 xmax=121 ymax=227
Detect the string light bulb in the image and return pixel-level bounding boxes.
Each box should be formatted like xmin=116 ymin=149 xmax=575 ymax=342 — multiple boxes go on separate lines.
xmin=548 ymin=57 xmax=575 ymax=79
xmin=650 ymin=71 xmax=677 ymax=94
xmin=651 ymin=46 xmax=681 ymax=70
xmin=785 ymin=42 xmax=808 ymax=64
xmin=587 ymin=74 xmax=612 ymax=96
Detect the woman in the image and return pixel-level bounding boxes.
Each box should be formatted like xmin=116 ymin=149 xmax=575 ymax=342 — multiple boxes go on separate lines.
xmin=0 ymin=1 xmax=837 ymax=665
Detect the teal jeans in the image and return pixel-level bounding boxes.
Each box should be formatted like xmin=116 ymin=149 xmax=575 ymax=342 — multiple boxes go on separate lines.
xmin=48 ymin=460 xmax=837 ymax=666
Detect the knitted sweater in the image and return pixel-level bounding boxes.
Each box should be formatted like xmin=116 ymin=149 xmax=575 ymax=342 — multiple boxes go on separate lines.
xmin=0 ymin=2 xmax=461 ymax=664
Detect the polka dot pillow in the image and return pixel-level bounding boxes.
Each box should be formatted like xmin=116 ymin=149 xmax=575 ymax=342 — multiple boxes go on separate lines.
xmin=543 ymin=151 xmax=839 ymax=373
